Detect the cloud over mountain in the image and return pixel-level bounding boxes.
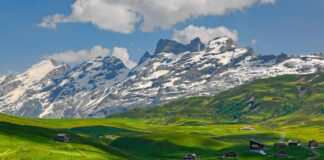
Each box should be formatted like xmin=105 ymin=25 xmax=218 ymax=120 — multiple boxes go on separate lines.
xmin=111 ymin=47 xmax=136 ymax=68
xmin=45 ymin=45 xmax=136 ymax=68
xmin=39 ymin=0 xmax=276 ymax=33
xmin=172 ymin=25 xmax=239 ymax=44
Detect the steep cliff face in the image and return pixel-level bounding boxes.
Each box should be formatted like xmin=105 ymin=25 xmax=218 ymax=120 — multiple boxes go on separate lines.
xmin=154 ymin=37 xmax=205 ymax=54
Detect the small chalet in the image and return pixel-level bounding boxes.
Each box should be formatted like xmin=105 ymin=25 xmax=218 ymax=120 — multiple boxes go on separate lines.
xmin=239 ymin=126 xmax=254 ymax=130
xmin=308 ymin=140 xmax=319 ymax=149
xmin=250 ymin=139 xmax=265 ymax=151
xmin=223 ymin=152 xmax=239 ymax=159
xmin=55 ymin=133 xmax=69 ymax=142
xmin=288 ymin=140 xmax=301 ymax=146
xmin=274 ymin=142 xmax=287 ymax=149
xmin=275 ymin=151 xmax=288 ymax=158
xmin=184 ymin=153 xmax=198 ymax=160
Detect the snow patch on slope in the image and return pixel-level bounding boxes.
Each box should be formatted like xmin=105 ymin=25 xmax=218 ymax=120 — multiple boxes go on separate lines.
xmin=2 ymin=60 xmax=59 ymax=103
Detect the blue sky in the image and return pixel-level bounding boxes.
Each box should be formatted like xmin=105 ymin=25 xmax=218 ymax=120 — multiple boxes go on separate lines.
xmin=0 ymin=0 xmax=324 ymax=74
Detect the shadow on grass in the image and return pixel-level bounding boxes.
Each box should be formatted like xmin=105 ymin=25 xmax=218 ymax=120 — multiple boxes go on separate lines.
xmin=213 ymin=133 xmax=279 ymax=144
xmin=69 ymin=125 xmax=144 ymax=137
xmin=110 ymin=136 xmax=219 ymax=160
xmin=0 ymin=122 xmax=137 ymax=159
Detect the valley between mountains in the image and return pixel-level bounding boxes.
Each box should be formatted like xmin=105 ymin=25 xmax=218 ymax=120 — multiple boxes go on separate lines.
xmin=0 ymin=73 xmax=323 ymax=160
xmin=2 ymin=1 xmax=324 ymax=159
xmin=0 ymin=37 xmax=323 ymax=160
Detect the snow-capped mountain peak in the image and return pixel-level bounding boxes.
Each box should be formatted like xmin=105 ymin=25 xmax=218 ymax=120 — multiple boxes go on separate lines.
xmin=63 ymin=56 xmax=128 ymax=90
xmin=209 ymin=36 xmax=235 ymax=44
xmin=1 ymin=36 xmax=324 ymax=118
xmin=206 ymin=36 xmax=239 ymax=53
xmin=20 ymin=59 xmax=59 ymax=84
xmin=0 ymin=59 xmax=69 ymax=106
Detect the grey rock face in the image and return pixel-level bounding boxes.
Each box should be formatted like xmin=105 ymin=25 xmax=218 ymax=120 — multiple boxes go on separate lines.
xmin=154 ymin=37 xmax=205 ymax=54
xmin=138 ymin=51 xmax=153 ymax=65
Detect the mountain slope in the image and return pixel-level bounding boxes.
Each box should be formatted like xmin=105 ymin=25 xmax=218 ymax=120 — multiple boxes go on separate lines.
xmin=0 ymin=57 xmax=129 ymax=118
xmin=0 ymin=60 xmax=70 ymax=117
xmin=1 ymin=36 xmax=324 ymax=118
xmin=83 ymin=37 xmax=324 ymax=118
xmin=40 ymin=56 xmax=129 ymax=118
xmin=114 ymin=73 xmax=324 ymax=124
xmin=1 ymin=74 xmax=324 ymax=159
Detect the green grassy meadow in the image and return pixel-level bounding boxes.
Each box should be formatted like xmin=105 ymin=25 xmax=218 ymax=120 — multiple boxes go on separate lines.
xmin=0 ymin=74 xmax=324 ymax=159
xmin=0 ymin=114 xmax=323 ymax=160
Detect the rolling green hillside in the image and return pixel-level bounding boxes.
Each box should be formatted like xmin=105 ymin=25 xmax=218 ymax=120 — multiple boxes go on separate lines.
xmin=115 ymin=73 xmax=324 ymax=124
xmin=0 ymin=74 xmax=323 ymax=160
xmin=0 ymin=113 xmax=323 ymax=160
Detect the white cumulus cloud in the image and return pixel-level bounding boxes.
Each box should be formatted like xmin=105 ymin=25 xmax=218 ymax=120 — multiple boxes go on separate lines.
xmin=39 ymin=0 xmax=276 ymax=33
xmin=172 ymin=25 xmax=239 ymax=44
xmin=38 ymin=14 xmax=72 ymax=29
xmin=46 ymin=45 xmax=110 ymax=64
xmin=39 ymin=0 xmax=139 ymax=33
xmin=112 ymin=47 xmax=137 ymax=68
xmin=46 ymin=45 xmax=136 ymax=68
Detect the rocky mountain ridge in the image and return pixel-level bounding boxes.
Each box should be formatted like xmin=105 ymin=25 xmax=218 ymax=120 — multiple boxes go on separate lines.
xmin=1 ymin=36 xmax=324 ymax=118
